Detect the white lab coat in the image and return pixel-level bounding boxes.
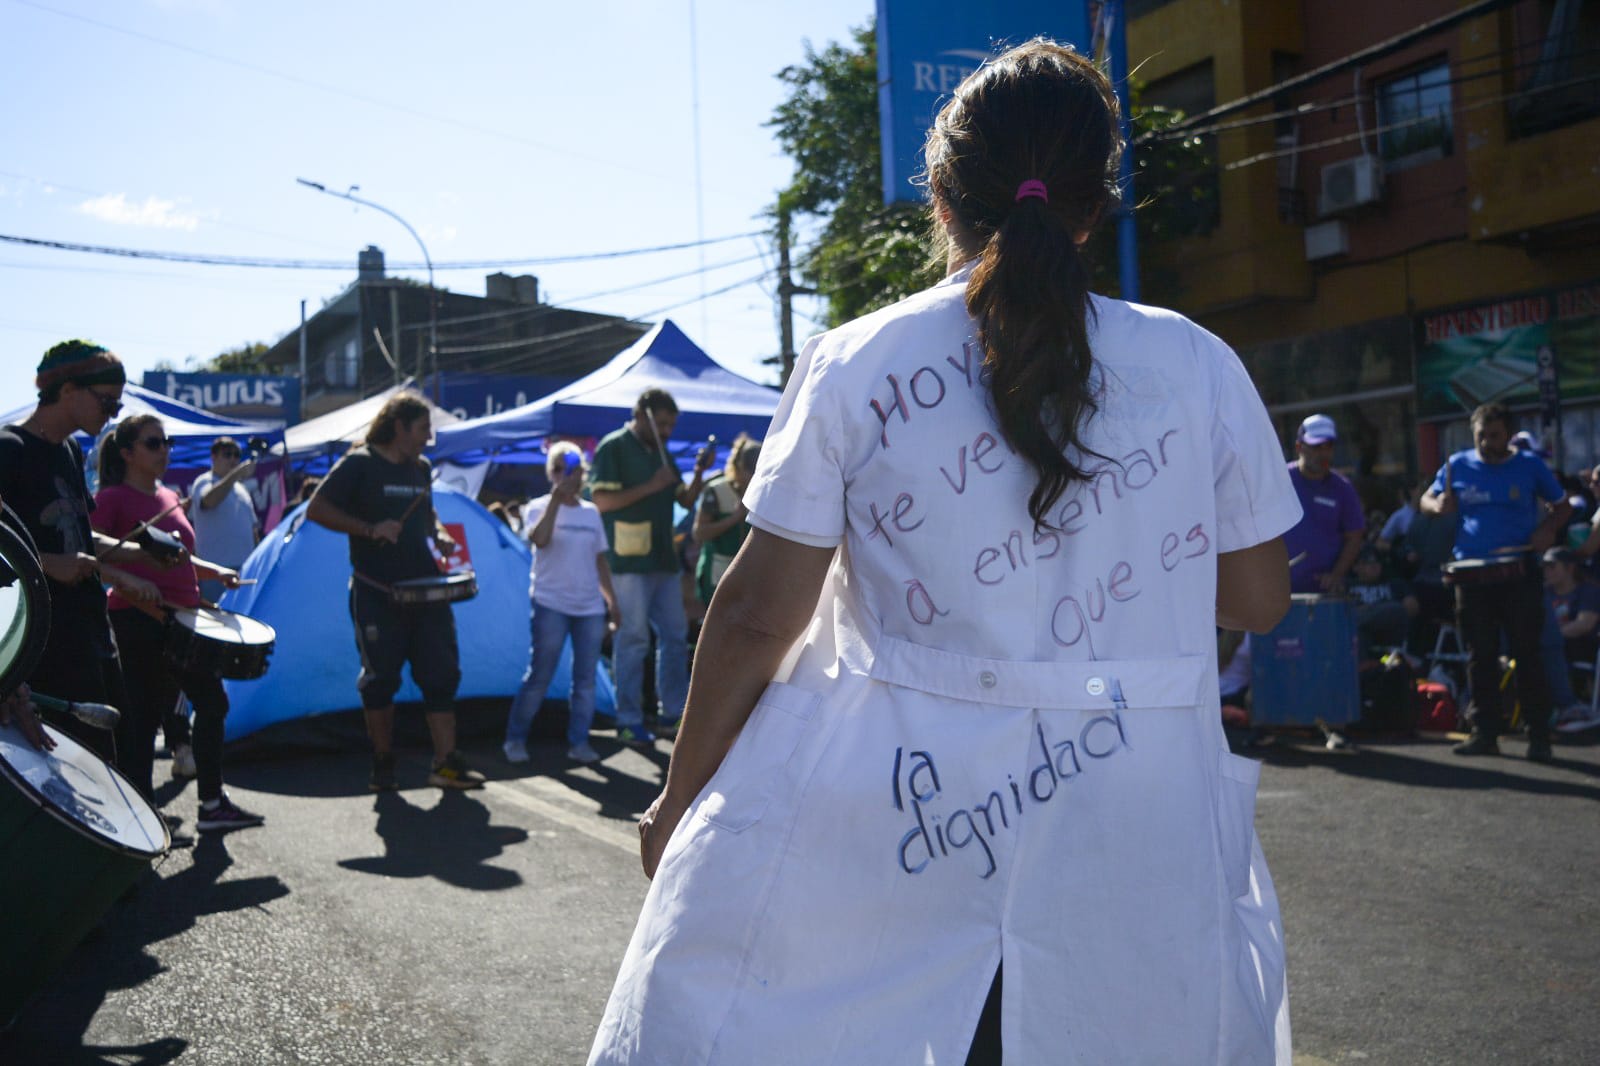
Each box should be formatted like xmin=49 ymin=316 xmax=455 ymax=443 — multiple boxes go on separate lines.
xmin=590 ymin=270 xmax=1303 ymax=1065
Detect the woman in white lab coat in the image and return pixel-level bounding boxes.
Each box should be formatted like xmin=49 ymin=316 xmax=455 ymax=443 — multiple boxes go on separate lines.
xmin=591 ymin=39 xmax=1300 ymax=1066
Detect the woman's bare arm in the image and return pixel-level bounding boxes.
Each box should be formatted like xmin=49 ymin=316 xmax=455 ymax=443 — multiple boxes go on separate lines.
xmin=640 ymin=528 xmax=834 ymax=876
xmin=1217 ymin=537 xmax=1291 ymax=633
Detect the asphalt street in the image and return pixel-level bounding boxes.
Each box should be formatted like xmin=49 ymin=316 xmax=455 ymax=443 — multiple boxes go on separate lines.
xmin=3 ymin=714 xmax=1596 ymax=1065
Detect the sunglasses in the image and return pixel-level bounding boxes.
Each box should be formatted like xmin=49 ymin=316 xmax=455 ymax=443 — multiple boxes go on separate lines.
xmin=88 ymin=389 xmax=123 ymax=416
xmin=137 ymin=436 xmax=172 ymax=452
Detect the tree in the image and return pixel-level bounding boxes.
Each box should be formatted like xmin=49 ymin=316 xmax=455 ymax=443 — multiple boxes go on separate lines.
xmin=767 ymin=23 xmax=1216 ymax=326
xmin=202 ymin=342 xmax=271 ymax=374
xmin=767 ymin=24 xmax=939 ymax=333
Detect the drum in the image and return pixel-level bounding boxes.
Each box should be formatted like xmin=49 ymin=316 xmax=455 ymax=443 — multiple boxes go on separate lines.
xmin=0 ymin=718 xmax=169 ymax=1025
xmin=164 ymin=605 xmax=277 ymax=679
xmin=389 ymin=572 xmax=478 ymax=607
xmin=1249 ymin=593 xmax=1360 ymax=727
xmin=1441 ymin=556 xmax=1525 ymax=586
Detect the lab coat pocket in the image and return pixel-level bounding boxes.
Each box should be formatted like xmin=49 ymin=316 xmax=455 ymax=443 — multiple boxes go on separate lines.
xmin=698 ymin=682 xmax=821 ymax=833
xmin=1215 ymin=751 xmax=1261 ymax=900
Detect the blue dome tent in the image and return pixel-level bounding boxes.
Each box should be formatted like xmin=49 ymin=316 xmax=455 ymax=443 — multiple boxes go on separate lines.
xmin=220 ymin=486 xmax=615 ymax=741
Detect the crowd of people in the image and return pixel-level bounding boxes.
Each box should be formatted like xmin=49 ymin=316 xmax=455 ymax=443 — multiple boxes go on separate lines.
xmin=1221 ymin=404 xmax=1600 ymax=754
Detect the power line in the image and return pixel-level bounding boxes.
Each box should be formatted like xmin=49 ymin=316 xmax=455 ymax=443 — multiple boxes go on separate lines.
xmin=0 ymin=230 xmax=765 ymax=271
xmin=9 ymin=0 xmax=676 ymax=183
xmin=1221 ymin=70 xmax=1600 ymax=171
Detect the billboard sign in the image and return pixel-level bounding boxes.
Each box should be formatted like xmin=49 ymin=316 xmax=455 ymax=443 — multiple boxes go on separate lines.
xmin=875 ymin=0 xmax=1092 ymax=205
xmin=1416 ymin=281 xmax=1600 ymax=421
xmin=143 ymin=371 xmax=300 ymax=424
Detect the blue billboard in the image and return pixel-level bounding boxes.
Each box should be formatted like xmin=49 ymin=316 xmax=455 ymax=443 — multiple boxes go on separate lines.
xmin=143 ymin=371 xmax=301 ymax=425
xmin=875 ymin=0 xmax=1092 ymax=205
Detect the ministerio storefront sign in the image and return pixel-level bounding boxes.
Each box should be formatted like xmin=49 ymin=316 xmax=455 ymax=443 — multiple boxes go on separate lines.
xmin=875 ymin=0 xmax=1092 ymax=205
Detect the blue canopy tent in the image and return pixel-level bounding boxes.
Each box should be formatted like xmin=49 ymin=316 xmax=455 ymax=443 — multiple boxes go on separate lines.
xmin=428 ymin=319 xmax=779 ymax=469
xmin=220 ymin=486 xmax=616 ymax=741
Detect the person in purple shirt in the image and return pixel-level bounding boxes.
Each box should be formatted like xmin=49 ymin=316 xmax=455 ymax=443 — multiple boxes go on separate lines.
xmin=1282 ymin=413 xmax=1365 ymax=595
xmin=1422 ymin=402 xmax=1571 ymax=761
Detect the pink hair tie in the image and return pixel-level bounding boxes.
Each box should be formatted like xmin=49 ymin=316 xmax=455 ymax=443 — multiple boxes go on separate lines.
xmin=1014 ymin=179 xmax=1049 ymax=204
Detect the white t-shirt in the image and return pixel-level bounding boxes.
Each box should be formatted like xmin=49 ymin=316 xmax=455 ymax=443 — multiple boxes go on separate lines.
xmin=187 ymin=470 xmax=258 ymax=569
xmin=524 ymin=495 xmax=609 ymax=616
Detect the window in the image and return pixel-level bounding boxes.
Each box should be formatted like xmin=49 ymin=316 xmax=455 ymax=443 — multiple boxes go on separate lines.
xmin=322 ymin=337 xmax=360 ymax=388
xmin=1376 ymin=62 xmax=1453 ymax=168
xmin=1511 ymin=0 xmax=1600 ymax=137
xmin=1142 ymin=60 xmax=1221 ymax=234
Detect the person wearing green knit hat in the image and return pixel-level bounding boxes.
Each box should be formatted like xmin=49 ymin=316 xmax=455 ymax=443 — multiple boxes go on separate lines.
xmin=0 ymin=340 xmax=163 ymax=760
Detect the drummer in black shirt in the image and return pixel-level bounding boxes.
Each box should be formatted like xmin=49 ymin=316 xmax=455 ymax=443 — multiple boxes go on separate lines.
xmin=307 ymin=393 xmax=485 ymax=792
xmin=0 ymin=341 xmax=163 ymax=760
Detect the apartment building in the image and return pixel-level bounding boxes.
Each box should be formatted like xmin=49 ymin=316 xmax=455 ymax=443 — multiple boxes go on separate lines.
xmin=1128 ymin=0 xmax=1598 ymax=497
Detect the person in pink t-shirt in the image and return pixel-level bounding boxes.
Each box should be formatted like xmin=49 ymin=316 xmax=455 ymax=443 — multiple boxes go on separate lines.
xmin=93 ymin=414 xmax=262 ymax=833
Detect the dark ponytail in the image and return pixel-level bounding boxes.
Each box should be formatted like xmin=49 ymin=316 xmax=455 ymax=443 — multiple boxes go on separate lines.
xmin=98 ymin=413 xmax=160 ymax=488
xmin=924 ymin=40 xmax=1122 ymax=530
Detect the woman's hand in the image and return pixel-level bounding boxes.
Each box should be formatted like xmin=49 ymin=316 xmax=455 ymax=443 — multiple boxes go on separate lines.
xmin=638 ymin=790 xmax=689 ymax=880
xmin=104 ymin=566 xmax=160 ymax=604
xmin=217 ymin=568 xmax=243 ymax=590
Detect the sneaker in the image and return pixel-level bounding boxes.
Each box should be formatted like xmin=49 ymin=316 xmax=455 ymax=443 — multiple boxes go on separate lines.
xmin=197 ymin=795 xmax=265 ymax=832
xmin=428 ymin=750 xmax=486 ymax=790
xmin=1452 ymin=732 xmax=1500 ymax=757
xmin=1526 ymin=737 xmax=1553 ymax=764
xmin=566 ymin=742 xmax=601 ymax=765
xmin=615 ymin=725 xmax=657 ymax=748
xmin=171 ymin=744 xmax=197 ymax=780
xmin=654 ymin=716 xmax=682 ymax=739
xmin=370 ymin=753 xmax=398 ymax=792
xmin=503 ymin=738 xmax=530 ymax=764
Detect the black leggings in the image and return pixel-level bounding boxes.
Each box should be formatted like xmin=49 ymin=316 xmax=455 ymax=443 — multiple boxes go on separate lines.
xmin=965 ymin=964 xmax=1002 ymax=1066
xmin=110 ymin=609 xmax=229 ymax=804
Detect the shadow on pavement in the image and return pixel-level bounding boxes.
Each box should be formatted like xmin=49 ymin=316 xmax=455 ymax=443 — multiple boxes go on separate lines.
xmin=1259 ymin=741 xmax=1600 ymax=799
xmin=337 ymin=789 xmax=529 ymax=890
xmin=0 ymin=832 xmax=289 ymax=1064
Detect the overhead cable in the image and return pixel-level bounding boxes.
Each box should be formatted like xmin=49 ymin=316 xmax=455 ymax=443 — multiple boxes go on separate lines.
xmin=0 ymin=230 xmax=764 ymax=271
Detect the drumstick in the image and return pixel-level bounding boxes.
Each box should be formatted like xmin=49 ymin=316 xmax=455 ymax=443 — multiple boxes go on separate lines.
xmin=645 ymin=417 xmax=673 ymax=470
xmin=96 ymin=497 xmax=186 ymax=560
xmin=1287 ymin=552 xmax=1308 ymax=568
xmin=29 ymin=691 xmax=120 ymax=730
xmin=1493 ymin=544 xmax=1533 ymax=555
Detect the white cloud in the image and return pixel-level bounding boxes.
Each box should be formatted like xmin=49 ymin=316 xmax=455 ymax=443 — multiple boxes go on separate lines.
xmin=77 ymin=193 xmax=202 ymax=231
xmin=420 ymin=224 xmax=458 ymax=244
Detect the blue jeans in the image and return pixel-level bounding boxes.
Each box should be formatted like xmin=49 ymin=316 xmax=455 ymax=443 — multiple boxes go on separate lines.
xmin=505 ymin=603 xmax=607 ymax=748
xmin=611 ymin=570 xmax=688 ymax=728
xmin=1542 ymin=593 xmax=1579 ymax=708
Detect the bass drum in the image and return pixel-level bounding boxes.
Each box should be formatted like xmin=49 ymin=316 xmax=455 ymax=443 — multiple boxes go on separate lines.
xmin=0 ymin=718 xmax=170 ymax=1025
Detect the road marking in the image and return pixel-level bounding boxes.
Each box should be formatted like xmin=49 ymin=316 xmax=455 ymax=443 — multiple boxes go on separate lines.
xmin=486 ymin=777 xmax=638 ymax=854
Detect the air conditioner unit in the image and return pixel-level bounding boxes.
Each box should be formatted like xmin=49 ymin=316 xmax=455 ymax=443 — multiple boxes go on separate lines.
xmin=1304 ymin=220 xmax=1350 ymax=261
xmin=1318 ymin=154 xmax=1384 ymax=217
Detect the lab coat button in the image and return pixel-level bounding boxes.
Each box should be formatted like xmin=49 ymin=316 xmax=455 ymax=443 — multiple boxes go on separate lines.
xmin=978 ymin=671 xmax=997 ymax=689
xmin=1086 ymin=677 xmax=1106 ymax=697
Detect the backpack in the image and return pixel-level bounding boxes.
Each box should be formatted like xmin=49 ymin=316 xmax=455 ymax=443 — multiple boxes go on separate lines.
xmin=1359 ymin=655 xmax=1418 ymax=734
xmin=1414 ymin=680 xmax=1458 ymax=732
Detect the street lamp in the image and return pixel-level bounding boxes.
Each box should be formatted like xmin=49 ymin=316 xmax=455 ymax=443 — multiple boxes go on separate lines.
xmin=296 ymin=178 xmax=438 ymax=398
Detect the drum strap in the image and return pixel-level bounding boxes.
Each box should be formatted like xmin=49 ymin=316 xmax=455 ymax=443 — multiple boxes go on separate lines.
xmin=352 ymin=571 xmax=394 ymax=596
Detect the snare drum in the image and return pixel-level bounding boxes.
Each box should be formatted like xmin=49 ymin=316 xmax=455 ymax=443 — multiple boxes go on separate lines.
xmin=0 ymin=718 xmax=169 ymax=1025
xmin=1442 ymin=556 xmax=1526 ymax=586
xmin=164 ymin=605 xmax=277 ymax=679
xmin=389 ymin=572 xmax=478 ymax=607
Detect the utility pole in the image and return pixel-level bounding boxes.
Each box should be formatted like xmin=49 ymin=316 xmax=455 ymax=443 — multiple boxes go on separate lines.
xmin=775 ymin=205 xmax=815 ymax=387
xmin=296 ymin=178 xmax=436 ymax=400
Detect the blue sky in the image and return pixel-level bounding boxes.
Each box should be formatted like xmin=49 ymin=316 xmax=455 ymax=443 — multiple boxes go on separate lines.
xmin=0 ymin=0 xmax=874 ymax=415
